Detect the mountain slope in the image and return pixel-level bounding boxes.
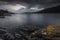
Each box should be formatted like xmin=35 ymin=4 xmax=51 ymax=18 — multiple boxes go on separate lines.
xmin=36 ymin=5 xmax=60 ymax=13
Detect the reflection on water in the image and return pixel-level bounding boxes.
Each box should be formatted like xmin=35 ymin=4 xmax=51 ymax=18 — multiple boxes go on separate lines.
xmin=0 ymin=14 xmax=28 ymax=28
xmin=0 ymin=13 xmax=60 ymax=28
xmin=0 ymin=13 xmax=60 ymax=40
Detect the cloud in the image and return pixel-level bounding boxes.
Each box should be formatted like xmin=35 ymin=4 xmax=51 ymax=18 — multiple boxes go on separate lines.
xmin=0 ymin=1 xmax=60 ymax=13
xmin=0 ymin=0 xmax=60 ymax=4
xmin=0 ymin=3 xmax=45 ymax=13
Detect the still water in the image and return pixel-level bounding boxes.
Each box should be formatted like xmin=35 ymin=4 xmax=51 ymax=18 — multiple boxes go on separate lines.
xmin=0 ymin=13 xmax=60 ymax=28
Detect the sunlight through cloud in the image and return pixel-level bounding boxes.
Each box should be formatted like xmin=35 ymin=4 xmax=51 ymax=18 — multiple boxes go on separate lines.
xmin=7 ymin=4 xmax=26 ymax=11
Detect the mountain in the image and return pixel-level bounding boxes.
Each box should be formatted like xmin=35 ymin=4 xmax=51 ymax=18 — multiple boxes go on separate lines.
xmin=0 ymin=10 xmax=14 ymax=18
xmin=36 ymin=5 xmax=60 ymax=13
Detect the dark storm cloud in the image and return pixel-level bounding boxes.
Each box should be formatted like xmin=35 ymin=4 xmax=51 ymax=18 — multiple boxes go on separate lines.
xmin=0 ymin=0 xmax=60 ymax=8
xmin=0 ymin=0 xmax=60 ymax=4
xmin=0 ymin=0 xmax=60 ymax=13
xmin=0 ymin=1 xmax=45 ymax=13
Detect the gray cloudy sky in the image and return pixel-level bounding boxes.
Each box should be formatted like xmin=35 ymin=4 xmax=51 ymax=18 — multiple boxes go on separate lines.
xmin=0 ymin=1 xmax=45 ymax=13
xmin=0 ymin=0 xmax=60 ymax=3
xmin=0 ymin=0 xmax=60 ymax=13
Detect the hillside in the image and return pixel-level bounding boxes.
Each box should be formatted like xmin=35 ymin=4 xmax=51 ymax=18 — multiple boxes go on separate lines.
xmin=36 ymin=5 xmax=60 ymax=13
